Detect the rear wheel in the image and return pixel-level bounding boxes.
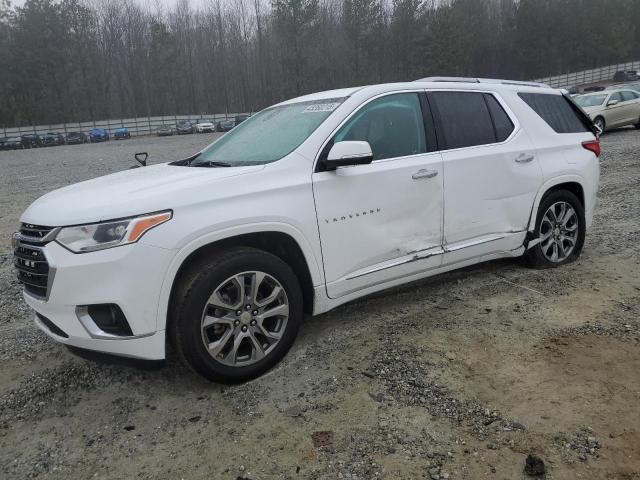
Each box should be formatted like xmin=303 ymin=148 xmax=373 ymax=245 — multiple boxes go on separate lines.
xmin=524 ymin=190 xmax=585 ymax=269
xmin=170 ymin=247 xmax=303 ymax=383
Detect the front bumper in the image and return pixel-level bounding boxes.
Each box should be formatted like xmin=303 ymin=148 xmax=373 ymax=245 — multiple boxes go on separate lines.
xmin=21 ymin=241 xmax=174 ymax=360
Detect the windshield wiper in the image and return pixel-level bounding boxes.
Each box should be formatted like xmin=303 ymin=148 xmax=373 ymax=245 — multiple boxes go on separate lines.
xmin=192 ymin=160 xmax=233 ymax=168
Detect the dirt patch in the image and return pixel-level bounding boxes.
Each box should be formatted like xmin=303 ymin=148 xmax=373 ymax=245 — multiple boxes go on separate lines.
xmin=0 ymin=131 xmax=639 ymax=479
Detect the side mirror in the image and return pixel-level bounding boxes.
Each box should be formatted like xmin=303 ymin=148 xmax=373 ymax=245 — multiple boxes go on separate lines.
xmin=134 ymin=152 xmax=148 ymax=167
xmin=324 ymin=141 xmax=373 ymax=170
xmin=607 ymin=99 xmax=619 ymax=107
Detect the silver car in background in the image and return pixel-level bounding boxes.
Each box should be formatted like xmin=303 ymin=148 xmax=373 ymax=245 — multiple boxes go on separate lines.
xmin=574 ymin=89 xmax=640 ymax=133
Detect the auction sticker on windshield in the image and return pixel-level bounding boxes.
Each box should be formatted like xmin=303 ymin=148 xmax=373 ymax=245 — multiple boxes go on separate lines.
xmin=304 ymin=103 xmax=341 ymax=113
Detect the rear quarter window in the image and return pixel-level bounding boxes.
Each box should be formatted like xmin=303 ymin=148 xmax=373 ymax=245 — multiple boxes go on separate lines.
xmin=484 ymin=94 xmax=514 ymax=142
xmin=518 ymin=92 xmax=590 ymax=134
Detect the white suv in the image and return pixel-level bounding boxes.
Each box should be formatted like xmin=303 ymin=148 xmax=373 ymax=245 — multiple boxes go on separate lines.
xmin=14 ymin=78 xmax=600 ymax=382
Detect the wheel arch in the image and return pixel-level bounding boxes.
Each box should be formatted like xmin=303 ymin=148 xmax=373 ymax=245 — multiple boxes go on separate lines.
xmin=527 ymin=176 xmax=585 ymax=233
xmin=157 ymin=224 xmax=322 ymax=333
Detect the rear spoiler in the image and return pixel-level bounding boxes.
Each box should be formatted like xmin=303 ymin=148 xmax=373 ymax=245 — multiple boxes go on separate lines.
xmin=563 ymin=94 xmax=600 ymax=137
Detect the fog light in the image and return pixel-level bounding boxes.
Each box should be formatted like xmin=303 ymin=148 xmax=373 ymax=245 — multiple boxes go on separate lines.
xmin=81 ymin=304 xmax=133 ymax=337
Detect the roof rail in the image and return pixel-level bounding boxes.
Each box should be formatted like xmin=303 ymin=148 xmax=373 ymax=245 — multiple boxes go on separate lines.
xmin=415 ymin=77 xmax=551 ymax=88
xmin=416 ymin=76 xmax=480 ymax=83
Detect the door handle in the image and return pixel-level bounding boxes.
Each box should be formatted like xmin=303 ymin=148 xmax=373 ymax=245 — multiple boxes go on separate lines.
xmin=515 ymin=154 xmax=535 ymax=163
xmin=412 ymin=169 xmax=438 ymax=180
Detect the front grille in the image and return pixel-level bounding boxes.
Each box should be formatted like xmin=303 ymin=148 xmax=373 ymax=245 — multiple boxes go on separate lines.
xmin=19 ymin=223 xmax=55 ymax=241
xmin=14 ymin=223 xmax=57 ymax=299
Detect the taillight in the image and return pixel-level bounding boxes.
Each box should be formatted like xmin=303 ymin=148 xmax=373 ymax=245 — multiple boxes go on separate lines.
xmin=582 ymin=139 xmax=601 ymax=157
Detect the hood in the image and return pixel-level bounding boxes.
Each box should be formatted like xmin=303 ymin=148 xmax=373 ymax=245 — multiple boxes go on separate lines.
xmin=22 ymin=163 xmax=264 ymax=226
xmin=198 ymin=122 xmax=214 ymax=126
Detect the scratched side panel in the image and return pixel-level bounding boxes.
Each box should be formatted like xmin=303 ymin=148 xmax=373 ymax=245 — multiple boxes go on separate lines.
xmin=312 ymin=152 xmax=443 ymax=299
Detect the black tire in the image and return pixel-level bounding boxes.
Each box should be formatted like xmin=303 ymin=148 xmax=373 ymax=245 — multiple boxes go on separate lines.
xmin=594 ymin=116 xmax=605 ymax=134
xmin=169 ymin=247 xmax=303 ymax=383
xmin=524 ymin=190 xmax=585 ymax=269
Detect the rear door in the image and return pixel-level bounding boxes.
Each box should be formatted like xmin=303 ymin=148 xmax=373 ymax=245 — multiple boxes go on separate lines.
xmin=619 ymin=90 xmax=640 ymax=125
xmin=428 ymin=90 xmax=542 ymax=255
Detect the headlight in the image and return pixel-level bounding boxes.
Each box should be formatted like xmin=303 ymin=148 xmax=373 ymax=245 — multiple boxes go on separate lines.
xmin=55 ymin=211 xmax=172 ymax=253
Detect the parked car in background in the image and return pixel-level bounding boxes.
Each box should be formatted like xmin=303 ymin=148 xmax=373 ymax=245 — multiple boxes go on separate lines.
xmin=114 ymin=127 xmax=131 ymax=140
xmin=89 ymin=128 xmax=109 ymax=142
xmin=176 ymin=121 xmax=195 ymax=134
xmin=216 ymin=119 xmax=235 ymax=132
xmin=157 ymin=125 xmax=174 ymax=136
xmin=42 ymin=132 xmax=65 ymax=146
xmin=235 ymin=114 xmax=250 ymax=125
xmin=613 ymin=70 xmax=639 ymax=82
xmin=583 ymin=86 xmax=605 ymax=93
xmin=65 ymin=131 xmax=87 ymax=145
xmin=574 ymin=89 xmax=640 ymax=132
xmin=21 ymin=134 xmax=41 ymax=148
xmin=195 ymin=120 xmax=216 ymax=133
xmin=606 ymin=81 xmax=640 ymax=93
xmin=0 ymin=136 xmax=23 ymax=150
xmin=13 ymin=78 xmax=600 ymax=382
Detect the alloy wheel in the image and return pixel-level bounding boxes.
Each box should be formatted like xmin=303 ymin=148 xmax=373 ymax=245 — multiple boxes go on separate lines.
xmin=200 ymin=271 xmax=289 ymax=367
xmin=539 ymin=201 xmax=579 ymax=263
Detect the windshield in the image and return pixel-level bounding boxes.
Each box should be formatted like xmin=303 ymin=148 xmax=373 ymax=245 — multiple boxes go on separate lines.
xmin=190 ymin=98 xmax=345 ymax=166
xmin=575 ymin=95 xmax=606 ymax=107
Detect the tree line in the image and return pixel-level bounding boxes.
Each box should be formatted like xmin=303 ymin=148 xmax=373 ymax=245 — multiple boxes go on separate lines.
xmin=1 ymin=0 xmax=639 ymax=127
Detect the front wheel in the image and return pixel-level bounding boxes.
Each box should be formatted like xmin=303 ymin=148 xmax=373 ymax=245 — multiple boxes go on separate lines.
xmin=169 ymin=247 xmax=303 ymax=383
xmin=524 ymin=190 xmax=585 ymax=269
xmin=594 ymin=116 xmax=605 ymax=134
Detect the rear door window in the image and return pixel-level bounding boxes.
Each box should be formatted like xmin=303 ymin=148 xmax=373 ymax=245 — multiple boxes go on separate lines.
xmin=429 ymin=91 xmax=496 ymax=149
xmin=620 ymin=91 xmax=637 ymax=101
xmin=518 ymin=92 xmax=590 ymax=133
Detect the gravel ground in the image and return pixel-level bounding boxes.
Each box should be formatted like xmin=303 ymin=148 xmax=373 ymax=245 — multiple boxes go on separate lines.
xmin=0 ymin=130 xmax=639 ymax=479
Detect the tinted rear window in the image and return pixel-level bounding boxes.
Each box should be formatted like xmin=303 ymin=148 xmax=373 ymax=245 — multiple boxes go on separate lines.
xmin=430 ymin=92 xmax=496 ymax=149
xmin=485 ymin=94 xmax=514 ymax=142
xmin=518 ymin=92 xmax=589 ymax=134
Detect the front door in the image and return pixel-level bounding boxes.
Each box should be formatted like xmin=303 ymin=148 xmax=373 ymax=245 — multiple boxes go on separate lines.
xmin=312 ymin=92 xmax=444 ymax=299
xmin=605 ymin=92 xmax=626 ymax=127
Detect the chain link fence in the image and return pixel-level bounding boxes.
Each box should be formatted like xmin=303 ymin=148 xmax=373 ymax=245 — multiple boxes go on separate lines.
xmin=535 ymin=61 xmax=640 ymax=89
xmin=0 ymin=113 xmax=251 ymax=139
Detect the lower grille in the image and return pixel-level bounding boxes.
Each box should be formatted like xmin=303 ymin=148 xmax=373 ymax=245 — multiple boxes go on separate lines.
xmin=14 ymin=223 xmax=58 ymax=300
xmin=36 ymin=313 xmax=68 ymax=338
